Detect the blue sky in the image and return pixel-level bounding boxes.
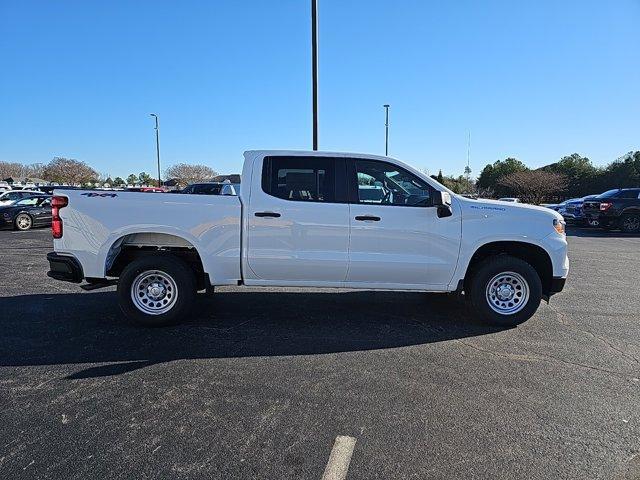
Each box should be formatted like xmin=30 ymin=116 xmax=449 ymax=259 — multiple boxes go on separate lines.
xmin=1 ymin=0 xmax=638 ymax=178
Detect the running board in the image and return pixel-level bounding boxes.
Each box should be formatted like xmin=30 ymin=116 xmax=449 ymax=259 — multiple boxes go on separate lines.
xmin=80 ymin=279 xmax=118 ymax=291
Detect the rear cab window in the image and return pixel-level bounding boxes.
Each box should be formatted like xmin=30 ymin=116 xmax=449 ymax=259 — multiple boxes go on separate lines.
xmin=262 ymin=156 xmax=347 ymax=203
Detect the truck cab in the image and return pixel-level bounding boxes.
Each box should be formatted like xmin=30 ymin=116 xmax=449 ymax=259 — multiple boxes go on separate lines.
xmin=47 ymin=150 xmax=569 ymax=328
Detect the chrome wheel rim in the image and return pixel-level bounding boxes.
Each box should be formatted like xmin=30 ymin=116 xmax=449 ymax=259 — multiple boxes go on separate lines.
xmin=131 ymin=270 xmax=178 ymax=315
xmin=623 ymin=216 xmax=639 ymax=231
xmin=485 ymin=271 xmax=529 ymax=315
xmin=16 ymin=215 xmax=31 ymax=230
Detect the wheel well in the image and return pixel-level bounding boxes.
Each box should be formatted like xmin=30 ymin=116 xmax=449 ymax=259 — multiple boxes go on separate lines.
xmin=106 ymin=234 xmax=207 ymax=290
xmin=464 ymin=241 xmax=553 ymax=295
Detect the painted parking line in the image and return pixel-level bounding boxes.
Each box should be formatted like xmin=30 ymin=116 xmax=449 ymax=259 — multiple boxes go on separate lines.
xmin=321 ymin=435 xmax=357 ymax=480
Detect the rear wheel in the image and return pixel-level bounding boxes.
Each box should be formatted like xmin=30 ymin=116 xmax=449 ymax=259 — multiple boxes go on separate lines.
xmin=14 ymin=213 xmax=32 ymax=231
xmin=117 ymin=255 xmax=196 ymax=327
xmin=468 ymin=255 xmax=542 ymax=327
xmin=620 ymin=213 xmax=640 ymax=234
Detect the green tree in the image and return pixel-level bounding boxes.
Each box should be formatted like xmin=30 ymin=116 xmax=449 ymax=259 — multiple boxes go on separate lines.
xmin=126 ymin=174 xmax=138 ymax=185
xmin=477 ymin=158 xmax=529 ymax=196
xmin=541 ymin=153 xmax=599 ymax=198
xmin=138 ymin=171 xmax=154 ymax=185
xmin=113 ymin=176 xmax=125 ymax=186
xmin=600 ymin=151 xmax=640 ymax=190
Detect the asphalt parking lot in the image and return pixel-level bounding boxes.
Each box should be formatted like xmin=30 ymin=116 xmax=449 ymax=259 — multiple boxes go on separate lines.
xmin=1 ymin=227 xmax=639 ymax=479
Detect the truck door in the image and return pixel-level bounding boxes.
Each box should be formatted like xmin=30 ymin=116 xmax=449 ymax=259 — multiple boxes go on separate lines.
xmin=345 ymin=158 xmax=461 ymax=287
xmin=246 ymin=155 xmax=350 ymax=283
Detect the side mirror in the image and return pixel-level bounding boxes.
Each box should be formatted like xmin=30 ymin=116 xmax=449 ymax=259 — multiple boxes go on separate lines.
xmin=432 ymin=191 xmax=453 ymax=218
xmin=432 ymin=190 xmax=451 ymax=207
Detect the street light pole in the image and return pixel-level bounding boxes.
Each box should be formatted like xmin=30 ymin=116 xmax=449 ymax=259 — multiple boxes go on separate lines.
xmin=311 ymin=0 xmax=319 ymax=150
xmin=150 ymin=114 xmax=161 ymax=187
xmin=383 ymin=104 xmax=390 ymax=156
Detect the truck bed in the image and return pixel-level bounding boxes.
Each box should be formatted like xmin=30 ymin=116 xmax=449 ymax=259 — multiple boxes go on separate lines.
xmin=53 ymin=190 xmax=242 ymax=283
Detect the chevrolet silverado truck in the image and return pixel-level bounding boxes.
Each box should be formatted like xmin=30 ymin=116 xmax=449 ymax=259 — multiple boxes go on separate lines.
xmin=47 ymin=150 xmax=569 ymax=327
xmin=582 ymin=188 xmax=640 ymax=233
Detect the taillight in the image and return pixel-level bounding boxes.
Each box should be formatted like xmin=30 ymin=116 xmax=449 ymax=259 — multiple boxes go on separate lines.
xmin=599 ymin=202 xmax=613 ymax=211
xmin=51 ymin=195 xmax=68 ymax=239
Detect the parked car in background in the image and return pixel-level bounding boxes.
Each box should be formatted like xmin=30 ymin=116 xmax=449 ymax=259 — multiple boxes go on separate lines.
xmin=176 ymin=182 xmax=240 ymax=195
xmin=498 ymin=197 xmax=520 ymax=203
xmin=37 ymin=185 xmax=82 ymax=194
xmin=0 ymin=195 xmax=52 ymax=230
xmin=557 ymin=198 xmax=584 ymax=223
xmin=125 ymin=187 xmax=166 ymax=193
xmin=583 ymin=188 xmax=640 ymax=233
xmin=0 ymin=190 xmax=47 ymax=206
xmin=540 ymin=203 xmax=560 ymax=210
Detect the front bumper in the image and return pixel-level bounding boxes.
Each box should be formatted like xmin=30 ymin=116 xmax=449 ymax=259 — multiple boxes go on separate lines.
xmin=585 ymin=212 xmax=618 ymax=228
xmin=550 ymin=277 xmax=566 ymax=294
xmin=47 ymin=252 xmax=84 ymax=283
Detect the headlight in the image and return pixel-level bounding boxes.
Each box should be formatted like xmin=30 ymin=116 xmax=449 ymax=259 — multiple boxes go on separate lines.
xmin=553 ymin=218 xmax=566 ymax=235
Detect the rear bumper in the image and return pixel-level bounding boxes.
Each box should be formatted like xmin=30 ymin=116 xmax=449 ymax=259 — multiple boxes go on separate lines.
xmin=47 ymin=252 xmax=84 ymax=283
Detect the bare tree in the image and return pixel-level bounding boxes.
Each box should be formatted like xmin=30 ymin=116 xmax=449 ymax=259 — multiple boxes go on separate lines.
xmin=0 ymin=161 xmax=27 ymax=179
xmin=164 ymin=163 xmax=217 ymax=186
xmin=0 ymin=162 xmax=48 ymax=181
xmin=497 ymin=170 xmax=568 ymax=204
xmin=43 ymin=157 xmax=99 ymax=185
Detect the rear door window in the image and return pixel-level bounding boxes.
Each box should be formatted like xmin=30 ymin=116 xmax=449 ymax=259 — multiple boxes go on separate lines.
xmin=262 ymin=156 xmax=339 ymax=203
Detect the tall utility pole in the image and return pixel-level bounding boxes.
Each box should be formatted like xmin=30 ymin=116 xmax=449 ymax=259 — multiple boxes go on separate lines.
xmin=311 ymin=0 xmax=319 ymax=150
xmin=383 ymin=104 xmax=390 ymax=156
xmin=150 ymin=114 xmax=161 ymax=187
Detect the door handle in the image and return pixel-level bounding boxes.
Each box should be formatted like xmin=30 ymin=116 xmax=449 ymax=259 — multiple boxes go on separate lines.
xmin=254 ymin=211 xmax=281 ymax=218
xmin=355 ymin=215 xmax=381 ymax=221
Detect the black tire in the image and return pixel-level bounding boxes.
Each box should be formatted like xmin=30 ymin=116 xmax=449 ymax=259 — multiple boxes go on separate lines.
xmin=14 ymin=213 xmax=33 ymax=231
xmin=468 ymin=255 xmax=542 ymax=328
xmin=620 ymin=213 xmax=640 ymax=234
xmin=117 ymin=255 xmax=196 ymax=327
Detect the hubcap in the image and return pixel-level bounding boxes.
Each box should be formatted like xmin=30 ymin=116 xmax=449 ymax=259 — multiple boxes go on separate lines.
xmin=486 ymin=271 xmax=529 ymax=315
xmin=624 ymin=216 xmax=639 ymax=231
xmin=17 ymin=215 xmax=31 ymax=229
xmin=131 ymin=270 xmax=178 ymax=315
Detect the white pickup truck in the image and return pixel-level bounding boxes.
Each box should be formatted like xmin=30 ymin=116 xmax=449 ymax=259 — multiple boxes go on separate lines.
xmin=47 ymin=150 xmax=569 ymax=327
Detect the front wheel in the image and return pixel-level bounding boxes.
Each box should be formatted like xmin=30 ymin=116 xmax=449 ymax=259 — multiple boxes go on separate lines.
xmin=468 ymin=255 xmax=542 ymax=327
xmin=117 ymin=255 xmax=196 ymax=327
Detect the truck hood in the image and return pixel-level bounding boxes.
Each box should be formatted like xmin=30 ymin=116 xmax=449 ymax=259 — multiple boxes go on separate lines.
xmin=455 ymin=196 xmax=564 ymax=238
xmin=463 ymin=197 xmax=562 ymax=217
